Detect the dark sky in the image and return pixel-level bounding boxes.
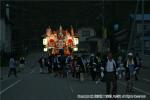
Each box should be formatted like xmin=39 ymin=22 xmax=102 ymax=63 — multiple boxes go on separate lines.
xmin=1 ymin=1 xmax=150 ymax=46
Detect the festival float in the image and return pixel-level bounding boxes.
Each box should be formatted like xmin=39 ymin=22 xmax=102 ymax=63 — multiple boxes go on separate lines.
xmin=42 ymin=25 xmax=79 ymax=55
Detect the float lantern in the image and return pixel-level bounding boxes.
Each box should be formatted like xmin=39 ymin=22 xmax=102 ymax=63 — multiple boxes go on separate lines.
xmin=73 ymin=47 xmax=78 ymax=51
xmin=43 ymin=38 xmax=47 ymax=45
xmin=43 ymin=48 xmax=48 ymax=52
xmin=73 ymin=37 xmax=79 ymax=45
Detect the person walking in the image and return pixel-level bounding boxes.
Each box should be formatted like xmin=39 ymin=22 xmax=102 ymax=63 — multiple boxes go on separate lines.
xmin=38 ymin=56 xmax=45 ymax=74
xmin=89 ymin=54 xmax=98 ymax=81
xmin=117 ymin=55 xmax=125 ymax=80
xmin=124 ymin=52 xmax=137 ymax=93
xmin=104 ymin=52 xmax=117 ymax=95
xmin=77 ymin=55 xmax=85 ymax=81
xmin=19 ymin=56 xmax=25 ymax=72
xmin=8 ymin=56 xmax=17 ymax=78
xmin=134 ymin=53 xmax=142 ymax=81
xmin=45 ymin=56 xmax=52 ymax=74
xmin=58 ymin=54 xmax=66 ymax=78
xmin=53 ymin=54 xmax=59 ymax=77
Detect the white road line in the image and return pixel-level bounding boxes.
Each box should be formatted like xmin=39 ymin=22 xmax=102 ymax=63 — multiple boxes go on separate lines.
xmin=0 ymin=80 xmax=21 ymax=95
xmin=143 ymin=78 xmax=150 ymax=82
xmin=119 ymin=81 xmax=150 ymax=96
xmin=70 ymin=86 xmax=74 ymax=93
xmin=67 ymin=77 xmax=74 ymax=93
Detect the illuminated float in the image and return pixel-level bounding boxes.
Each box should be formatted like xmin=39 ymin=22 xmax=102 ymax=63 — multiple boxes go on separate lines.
xmin=43 ymin=25 xmax=79 ymax=55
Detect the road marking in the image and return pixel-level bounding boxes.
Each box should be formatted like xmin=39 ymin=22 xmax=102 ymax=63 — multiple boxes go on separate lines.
xmin=0 ymin=80 xmax=21 ymax=95
xmin=143 ymin=78 xmax=150 ymax=82
xmin=70 ymin=86 xmax=74 ymax=93
xmin=67 ymin=77 xmax=74 ymax=93
xmin=119 ymin=81 xmax=150 ymax=96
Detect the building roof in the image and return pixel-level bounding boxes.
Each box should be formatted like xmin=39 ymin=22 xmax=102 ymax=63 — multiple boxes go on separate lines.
xmin=86 ymin=36 xmax=102 ymax=41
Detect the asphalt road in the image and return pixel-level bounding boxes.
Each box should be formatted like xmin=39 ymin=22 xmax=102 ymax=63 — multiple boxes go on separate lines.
xmin=0 ymin=53 xmax=150 ymax=100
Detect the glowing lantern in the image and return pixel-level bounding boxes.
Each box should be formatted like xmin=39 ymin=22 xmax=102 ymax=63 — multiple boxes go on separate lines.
xmin=43 ymin=38 xmax=47 ymax=45
xmin=68 ymin=36 xmax=73 ymax=43
xmin=73 ymin=37 xmax=79 ymax=45
xmin=68 ymin=39 xmax=72 ymax=43
xmin=50 ymin=39 xmax=54 ymax=42
xmin=73 ymin=47 xmax=78 ymax=51
xmin=43 ymin=25 xmax=79 ymax=55
xmin=43 ymin=48 xmax=48 ymax=52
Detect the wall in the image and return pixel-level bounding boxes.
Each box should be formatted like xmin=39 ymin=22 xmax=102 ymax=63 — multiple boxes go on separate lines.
xmin=77 ymin=27 xmax=96 ymax=42
xmin=0 ymin=18 xmax=11 ymax=52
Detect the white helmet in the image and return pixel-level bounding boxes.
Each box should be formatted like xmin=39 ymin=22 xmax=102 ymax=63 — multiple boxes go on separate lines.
xmin=128 ymin=52 xmax=133 ymax=56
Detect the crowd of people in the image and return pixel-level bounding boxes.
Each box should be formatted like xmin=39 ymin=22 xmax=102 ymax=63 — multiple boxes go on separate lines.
xmin=7 ymin=51 xmax=143 ymax=96
xmin=8 ymin=56 xmax=26 ymax=78
xmin=38 ymin=51 xmax=143 ymax=95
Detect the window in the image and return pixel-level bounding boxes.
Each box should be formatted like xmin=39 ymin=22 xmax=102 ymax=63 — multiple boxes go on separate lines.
xmin=82 ymin=31 xmax=90 ymax=37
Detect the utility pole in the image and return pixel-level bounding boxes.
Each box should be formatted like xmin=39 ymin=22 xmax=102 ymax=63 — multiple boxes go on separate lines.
xmin=102 ymin=0 xmax=105 ymax=53
xmin=141 ymin=0 xmax=144 ymax=55
xmin=102 ymin=0 xmax=105 ymax=28
xmin=128 ymin=0 xmax=139 ymax=53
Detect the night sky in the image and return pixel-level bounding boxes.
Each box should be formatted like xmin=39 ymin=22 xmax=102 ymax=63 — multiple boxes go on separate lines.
xmin=1 ymin=1 xmax=150 ymax=49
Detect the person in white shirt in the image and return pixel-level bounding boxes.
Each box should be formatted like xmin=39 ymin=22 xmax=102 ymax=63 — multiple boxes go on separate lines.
xmin=8 ymin=57 xmax=17 ymax=77
xmin=105 ymin=52 xmax=117 ymax=95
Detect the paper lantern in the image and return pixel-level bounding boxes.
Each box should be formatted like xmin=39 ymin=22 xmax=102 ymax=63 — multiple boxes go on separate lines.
xmin=43 ymin=38 xmax=47 ymax=45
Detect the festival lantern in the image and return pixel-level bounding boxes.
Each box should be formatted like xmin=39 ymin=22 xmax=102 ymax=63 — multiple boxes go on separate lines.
xmin=73 ymin=47 xmax=78 ymax=51
xmin=43 ymin=38 xmax=47 ymax=45
xmin=73 ymin=37 xmax=79 ymax=45
xmin=43 ymin=25 xmax=79 ymax=55
xmin=43 ymin=47 xmax=48 ymax=52
xmin=48 ymin=34 xmax=56 ymax=47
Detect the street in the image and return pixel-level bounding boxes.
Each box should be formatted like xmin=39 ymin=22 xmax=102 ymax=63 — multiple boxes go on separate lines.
xmin=0 ymin=1 xmax=150 ymax=100
xmin=0 ymin=53 xmax=150 ymax=100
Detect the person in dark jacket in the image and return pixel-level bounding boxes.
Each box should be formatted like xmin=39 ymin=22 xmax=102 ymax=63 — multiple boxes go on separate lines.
xmin=53 ymin=54 xmax=59 ymax=77
xmin=89 ymin=54 xmax=98 ymax=81
xmin=19 ymin=56 xmax=25 ymax=72
xmin=77 ymin=56 xmax=85 ymax=81
xmin=134 ymin=53 xmax=142 ymax=81
xmin=47 ymin=55 xmax=53 ymax=74
xmin=58 ymin=54 xmax=66 ymax=78
xmin=38 ymin=56 xmax=45 ymax=74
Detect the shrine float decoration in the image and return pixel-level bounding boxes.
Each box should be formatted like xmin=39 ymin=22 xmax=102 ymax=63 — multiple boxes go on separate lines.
xmin=43 ymin=25 xmax=79 ymax=55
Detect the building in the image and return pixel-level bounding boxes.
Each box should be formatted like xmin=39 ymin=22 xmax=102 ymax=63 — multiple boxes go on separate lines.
xmin=77 ymin=27 xmax=106 ymax=54
xmin=113 ymin=14 xmax=150 ymax=55
xmin=131 ymin=14 xmax=150 ymax=55
xmin=0 ymin=3 xmax=12 ymax=53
